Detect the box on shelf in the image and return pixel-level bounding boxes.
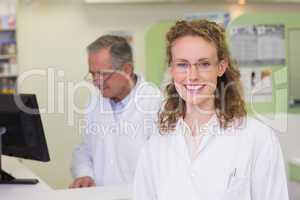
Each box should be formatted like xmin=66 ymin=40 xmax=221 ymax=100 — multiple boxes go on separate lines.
xmin=0 ymin=15 xmax=16 ymax=30
xmin=0 ymin=62 xmax=10 ymax=74
xmin=0 ymin=77 xmax=16 ymax=94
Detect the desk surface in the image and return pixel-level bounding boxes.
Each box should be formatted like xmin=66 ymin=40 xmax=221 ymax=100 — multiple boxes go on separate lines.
xmin=46 ymin=186 xmax=131 ymax=200
xmin=1 ymin=185 xmax=132 ymax=200
xmin=0 ymin=156 xmax=132 ymax=200
xmin=0 ymin=156 xmax=52 ymax=199
xmin=1 ymin=156 xmax=51 ymax=189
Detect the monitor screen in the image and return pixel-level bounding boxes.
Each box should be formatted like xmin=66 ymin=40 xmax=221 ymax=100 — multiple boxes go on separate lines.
xmin=0 ymin=94 xmax=50 ymax=162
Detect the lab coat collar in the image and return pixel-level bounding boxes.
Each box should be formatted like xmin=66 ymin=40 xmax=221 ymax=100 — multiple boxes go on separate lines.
xmin=99 ymin=74 xmax=142 ymax=123
xmin=172 ymin=114 xmax=220 ymax=164
xmin=176 ymin=114 xmax=219 ymax=137
xmin=112 ymin=74 xmax=140 ymax=107
xmin=114 ymin=75 xmax=142 ymax=118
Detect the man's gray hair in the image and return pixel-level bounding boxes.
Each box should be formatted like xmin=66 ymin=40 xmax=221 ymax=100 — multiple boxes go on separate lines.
xmin=87 ymin=35 xmax=133 ymax=70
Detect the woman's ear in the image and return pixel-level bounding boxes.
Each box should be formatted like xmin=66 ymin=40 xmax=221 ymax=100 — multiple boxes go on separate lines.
xmin=217 ymin=58 xmax=228 ymax=77
xmin=168 ymin=65 xmax=175 ymax=76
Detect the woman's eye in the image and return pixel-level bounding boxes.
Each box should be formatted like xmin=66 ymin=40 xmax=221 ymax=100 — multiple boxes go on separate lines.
xmin=198 ymin=62 xmax=210 ymax=68
xmin=177 ymin=63 xmax=189 ymax=68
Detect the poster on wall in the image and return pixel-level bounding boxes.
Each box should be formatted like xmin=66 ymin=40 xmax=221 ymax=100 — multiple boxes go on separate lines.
xmin=183 ymin=11 xmax=231 ymax=28
xmin=240 ymin=67 xmax=273 ymax=103
xmin=230 ymin=24 xmax=285 ymax=66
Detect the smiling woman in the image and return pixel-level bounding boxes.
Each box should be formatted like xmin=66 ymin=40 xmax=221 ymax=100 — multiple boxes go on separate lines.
xmin=133 ymin=19 xmax=289 ymax=200
xmin=160 ymin=20 xmax=246 ymax=132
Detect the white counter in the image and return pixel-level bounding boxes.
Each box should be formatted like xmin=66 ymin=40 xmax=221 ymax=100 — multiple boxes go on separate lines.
xmin=0 ymin=156 xmax=132 ymax=200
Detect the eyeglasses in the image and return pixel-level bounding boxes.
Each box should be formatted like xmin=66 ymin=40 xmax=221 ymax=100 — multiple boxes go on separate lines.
xmin=170 ymin=60 xmax=218 ymax=73
xmin=84 ymin=69 xmax=117 ymax=82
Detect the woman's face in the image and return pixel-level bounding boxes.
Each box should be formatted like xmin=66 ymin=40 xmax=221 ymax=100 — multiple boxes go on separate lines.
xmin=169 ymin=36 xmax=227 ymax=109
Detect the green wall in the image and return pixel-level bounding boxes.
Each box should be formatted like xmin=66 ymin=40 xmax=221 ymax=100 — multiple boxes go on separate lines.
xmin=145 ymin=21 xmax=174 ymax=86
xmin=289 ymin=162 xmax=300 ymax=183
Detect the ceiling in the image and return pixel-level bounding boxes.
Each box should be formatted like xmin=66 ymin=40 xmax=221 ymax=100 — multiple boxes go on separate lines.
xmin=83 ymin=0 xmax=300 ymax=3
xmin=17 ymin=0 xmax=300 ymax=4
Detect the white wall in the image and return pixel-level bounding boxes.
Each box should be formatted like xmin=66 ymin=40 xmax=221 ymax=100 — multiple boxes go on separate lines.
xmin=16 ymin=0 xmax=300 ymax=189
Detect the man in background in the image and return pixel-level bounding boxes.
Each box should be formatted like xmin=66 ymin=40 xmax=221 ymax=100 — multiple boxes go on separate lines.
xmin=70 ymin=35 xmax=161 ymax=188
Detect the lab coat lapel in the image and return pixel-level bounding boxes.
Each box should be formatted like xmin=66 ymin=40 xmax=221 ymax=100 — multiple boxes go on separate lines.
xmin=100 ymin=97 xmax=115 ymax=123
xmin=194 ymin=116 xmax=219 ymax=159
xmin=115 ymin=76 xmax=142 ymax=122
xmin=172 ymin=120 xmax=192 ymax=165
xmin=92 ymin=96 xmax=116 ymax=143
xmin=195 ymin=134 xmax=214 ymax=156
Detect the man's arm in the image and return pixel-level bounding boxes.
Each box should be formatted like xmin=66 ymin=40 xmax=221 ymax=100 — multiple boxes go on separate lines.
xmin=70 ymin=112 xmax=96 ymax=188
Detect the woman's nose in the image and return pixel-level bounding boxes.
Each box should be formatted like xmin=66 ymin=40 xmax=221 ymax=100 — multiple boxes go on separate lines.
xmin=187 ymin=65 xmax=198 ymax=81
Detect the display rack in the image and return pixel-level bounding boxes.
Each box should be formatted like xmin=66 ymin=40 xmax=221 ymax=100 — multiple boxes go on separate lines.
xmin=0 ymin=14 xmax=17 ymax=94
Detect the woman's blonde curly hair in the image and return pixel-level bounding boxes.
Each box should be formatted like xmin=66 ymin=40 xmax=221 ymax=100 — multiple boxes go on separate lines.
xmin=159 ymin=19 xmax=246 ymax=133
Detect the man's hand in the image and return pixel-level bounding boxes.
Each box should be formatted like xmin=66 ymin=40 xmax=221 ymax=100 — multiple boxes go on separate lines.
xmin=69 ymin=176 xmax=96 ymax=188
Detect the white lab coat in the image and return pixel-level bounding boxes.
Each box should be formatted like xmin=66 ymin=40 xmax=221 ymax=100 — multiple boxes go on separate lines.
xmin=71 ymin=75 xmax=162 ymax=186
xmin=133 ymin=116 xmax=289 ymax=200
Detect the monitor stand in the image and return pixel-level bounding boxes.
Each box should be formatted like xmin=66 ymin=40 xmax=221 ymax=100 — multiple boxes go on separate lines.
xmin=0 ymin=169 xmax=39 ymax=184
xmin=0 ymin=127 xmax=39 ymax=185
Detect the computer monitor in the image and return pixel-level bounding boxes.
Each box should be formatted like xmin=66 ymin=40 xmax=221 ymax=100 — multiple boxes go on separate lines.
xmin=0 ymin=94 xmax=50 ymax=184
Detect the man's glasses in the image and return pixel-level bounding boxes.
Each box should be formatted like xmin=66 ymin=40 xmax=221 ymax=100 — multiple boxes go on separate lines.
xmin=84 ymin=69 xmax=117 ymax=83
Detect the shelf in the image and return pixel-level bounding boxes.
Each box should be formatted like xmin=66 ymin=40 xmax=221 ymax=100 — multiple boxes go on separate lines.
xmin=0 ymin=12 xmax=17 ymax=91
xmin=0 ymin=28 xmax=15 ymax=32
xmin=0 ymin=54 xmax=16 ymax=60
xmin=0 ymin=74 xmax=17 ymax=78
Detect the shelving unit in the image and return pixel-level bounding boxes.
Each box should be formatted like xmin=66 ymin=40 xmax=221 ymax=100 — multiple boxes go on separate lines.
xmin=0 ymin=13 xmax=17 ymax=94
